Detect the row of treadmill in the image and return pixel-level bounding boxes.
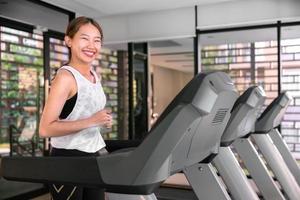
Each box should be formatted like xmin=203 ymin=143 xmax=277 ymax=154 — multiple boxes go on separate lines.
xmin=1 ymin=71 xmax=300 ymax=200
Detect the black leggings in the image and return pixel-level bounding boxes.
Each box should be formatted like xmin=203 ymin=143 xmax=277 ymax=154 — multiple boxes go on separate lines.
xmin=49 ymin=147 xmax=107 ymax=200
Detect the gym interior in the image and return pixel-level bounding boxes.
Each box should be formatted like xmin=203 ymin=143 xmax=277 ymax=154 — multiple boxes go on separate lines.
xmin=0 ymin=0 xmax=300 ymax=199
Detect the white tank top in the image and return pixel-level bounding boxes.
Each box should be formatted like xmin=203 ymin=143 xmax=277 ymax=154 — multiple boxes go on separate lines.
xmin=50 ymin=65 xmax=106 ymax=153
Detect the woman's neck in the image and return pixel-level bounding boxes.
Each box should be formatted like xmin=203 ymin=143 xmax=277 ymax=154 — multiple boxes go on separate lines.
xmin=68 ymin=61 xmax=91 ymax=75
xmin=68 ymin=61 xmax=95 ymax=83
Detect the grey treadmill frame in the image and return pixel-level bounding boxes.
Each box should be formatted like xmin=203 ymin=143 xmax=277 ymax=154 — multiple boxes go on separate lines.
xmin=1 ymin=72 xmax=238 ymax=197
xmin=185 ymin=86 xmax=266 ymax=200
xmin=238 ymin=92 xmax=300 ymax=200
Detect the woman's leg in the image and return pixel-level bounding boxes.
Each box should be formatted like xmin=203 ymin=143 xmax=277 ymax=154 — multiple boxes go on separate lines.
xmin=49 ymin=147 xmax=107 ymax=200
xmin=49 ymin=184 xmax=83 ymax=200
xmin=81 ymin=148 xmax=107 ymax=199
xmin=82 ymin=188 xmax=105 ymax=200
xmin=49 ymin=148 xmax=87 ymax=200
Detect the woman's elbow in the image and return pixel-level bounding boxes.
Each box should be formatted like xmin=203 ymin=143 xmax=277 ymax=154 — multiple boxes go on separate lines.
xmin=39 ymin=124 xmax=50 ymax=138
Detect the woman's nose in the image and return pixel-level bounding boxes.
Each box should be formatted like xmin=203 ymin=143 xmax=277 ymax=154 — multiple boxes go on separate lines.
xmin=87 ymin=40 xmax=95 ymax=48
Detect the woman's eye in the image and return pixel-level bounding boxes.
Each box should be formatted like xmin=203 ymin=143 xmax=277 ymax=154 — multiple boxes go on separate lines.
xmin=81 ymin=37 xmax=88 ymax=40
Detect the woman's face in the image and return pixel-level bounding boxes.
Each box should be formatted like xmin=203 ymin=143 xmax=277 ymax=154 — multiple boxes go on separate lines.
xmin=65 ymin=23 xmax=101 ymax=65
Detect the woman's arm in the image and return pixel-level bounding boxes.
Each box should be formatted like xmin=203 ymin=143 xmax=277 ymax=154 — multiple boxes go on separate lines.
xmin=39 ymin=70 xmax=112 ymax=138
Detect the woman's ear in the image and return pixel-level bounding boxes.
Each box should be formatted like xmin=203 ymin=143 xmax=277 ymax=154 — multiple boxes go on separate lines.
xmin=64 ymin=36 xmax=72 ymax=48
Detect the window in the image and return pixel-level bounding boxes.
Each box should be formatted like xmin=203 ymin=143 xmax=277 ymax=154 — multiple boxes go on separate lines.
xmin=0 ymin=26 xmax=44 ymax=155
xmin=200 ymin=28 xmax=278 ymax=101
xmin=281 ymin=25 xmax=300 ymax=152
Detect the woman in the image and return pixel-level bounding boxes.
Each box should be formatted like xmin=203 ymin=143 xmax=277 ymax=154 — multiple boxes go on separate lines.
xmin=39 ymin=16 xmax=112 ymax=200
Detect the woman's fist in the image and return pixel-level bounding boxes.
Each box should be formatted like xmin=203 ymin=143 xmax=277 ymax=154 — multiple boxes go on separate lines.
xmin=91 ymin=108 xmax=112 ymax=128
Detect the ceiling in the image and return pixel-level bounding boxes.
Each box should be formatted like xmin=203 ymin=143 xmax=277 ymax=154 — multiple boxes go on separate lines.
xmin=41 ymin=0 xmax=230 ymax=73
xmin=41 ymin=0 xmax=235 ymax=18
xmin=40 ymin=0 xmax=300 ymax=74
xmin=149 ymin=38 xmax=194 ymax=73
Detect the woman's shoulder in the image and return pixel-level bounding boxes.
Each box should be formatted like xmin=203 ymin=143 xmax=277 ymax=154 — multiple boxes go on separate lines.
xmin=58 ymin=67 xmax=73 ymax=77
xmin=52 ymin=66 xmax=76 ymax=84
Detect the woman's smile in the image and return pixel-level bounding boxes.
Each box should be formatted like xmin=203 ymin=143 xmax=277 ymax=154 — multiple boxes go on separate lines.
xmin=82 ymin=49 xmax=96 ymax=58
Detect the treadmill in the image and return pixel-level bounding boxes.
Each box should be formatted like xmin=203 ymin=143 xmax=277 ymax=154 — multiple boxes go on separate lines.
xmin=212 ymin=86 xmax=266 ymax=200
xmin=187 ymin=86 xmax=265 ymax=200
xmin=1 ymin=71 xmax=238 ymax=199
xmin=234 ymin=92 xmax=300 ymax=200
xmin=255 ymin=91 xmax=300 ymax=186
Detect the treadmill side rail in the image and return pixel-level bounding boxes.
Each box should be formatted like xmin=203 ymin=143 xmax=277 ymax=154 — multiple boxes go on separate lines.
xmin=252 ymin=134 xmax=300 ymax=200
xmin=184 ymin=163 xmax=231 ymax=200
xmin=269 ymin=129 xmax=300 ymax=186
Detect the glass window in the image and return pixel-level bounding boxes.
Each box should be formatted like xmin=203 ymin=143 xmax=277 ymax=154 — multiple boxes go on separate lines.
xmin=281 ymin=25 xmax=300 ymax=152
xmin=49 ymin=37 xmax=69 ymax=80
xmin=150 ymin=38 xmax=194 ymax=126
xmin=96 ymin=48 xmax=119 ymax=139
xmin=199 ymin=28 xmax=278 ymax=102
xmin=0 ymin=26 xmax=44 ymax=156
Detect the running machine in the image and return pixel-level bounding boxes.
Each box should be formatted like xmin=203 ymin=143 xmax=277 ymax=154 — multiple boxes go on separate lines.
xmin=189 ymin=86 xmax=265 ymax=200
xmin=234 ymin=92 xmax=300 ymax=200
xmin=1 ymin=72 xmax=238 ymax=199
xmin=212 ymin=86 xmax=266 ymax=200
xmin=255 ymin=91 xmax=300 ymax=186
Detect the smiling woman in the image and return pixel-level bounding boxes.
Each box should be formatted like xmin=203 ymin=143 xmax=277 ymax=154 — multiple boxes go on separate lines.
xmin=64 ymin=17 xmax=103 ymax=62
xmin=38 ymin=16 xmax=112 ymax=200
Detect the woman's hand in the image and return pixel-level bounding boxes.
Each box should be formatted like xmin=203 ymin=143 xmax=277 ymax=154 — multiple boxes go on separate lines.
xmin=91 ymin=108 xmax=113 ymax=128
